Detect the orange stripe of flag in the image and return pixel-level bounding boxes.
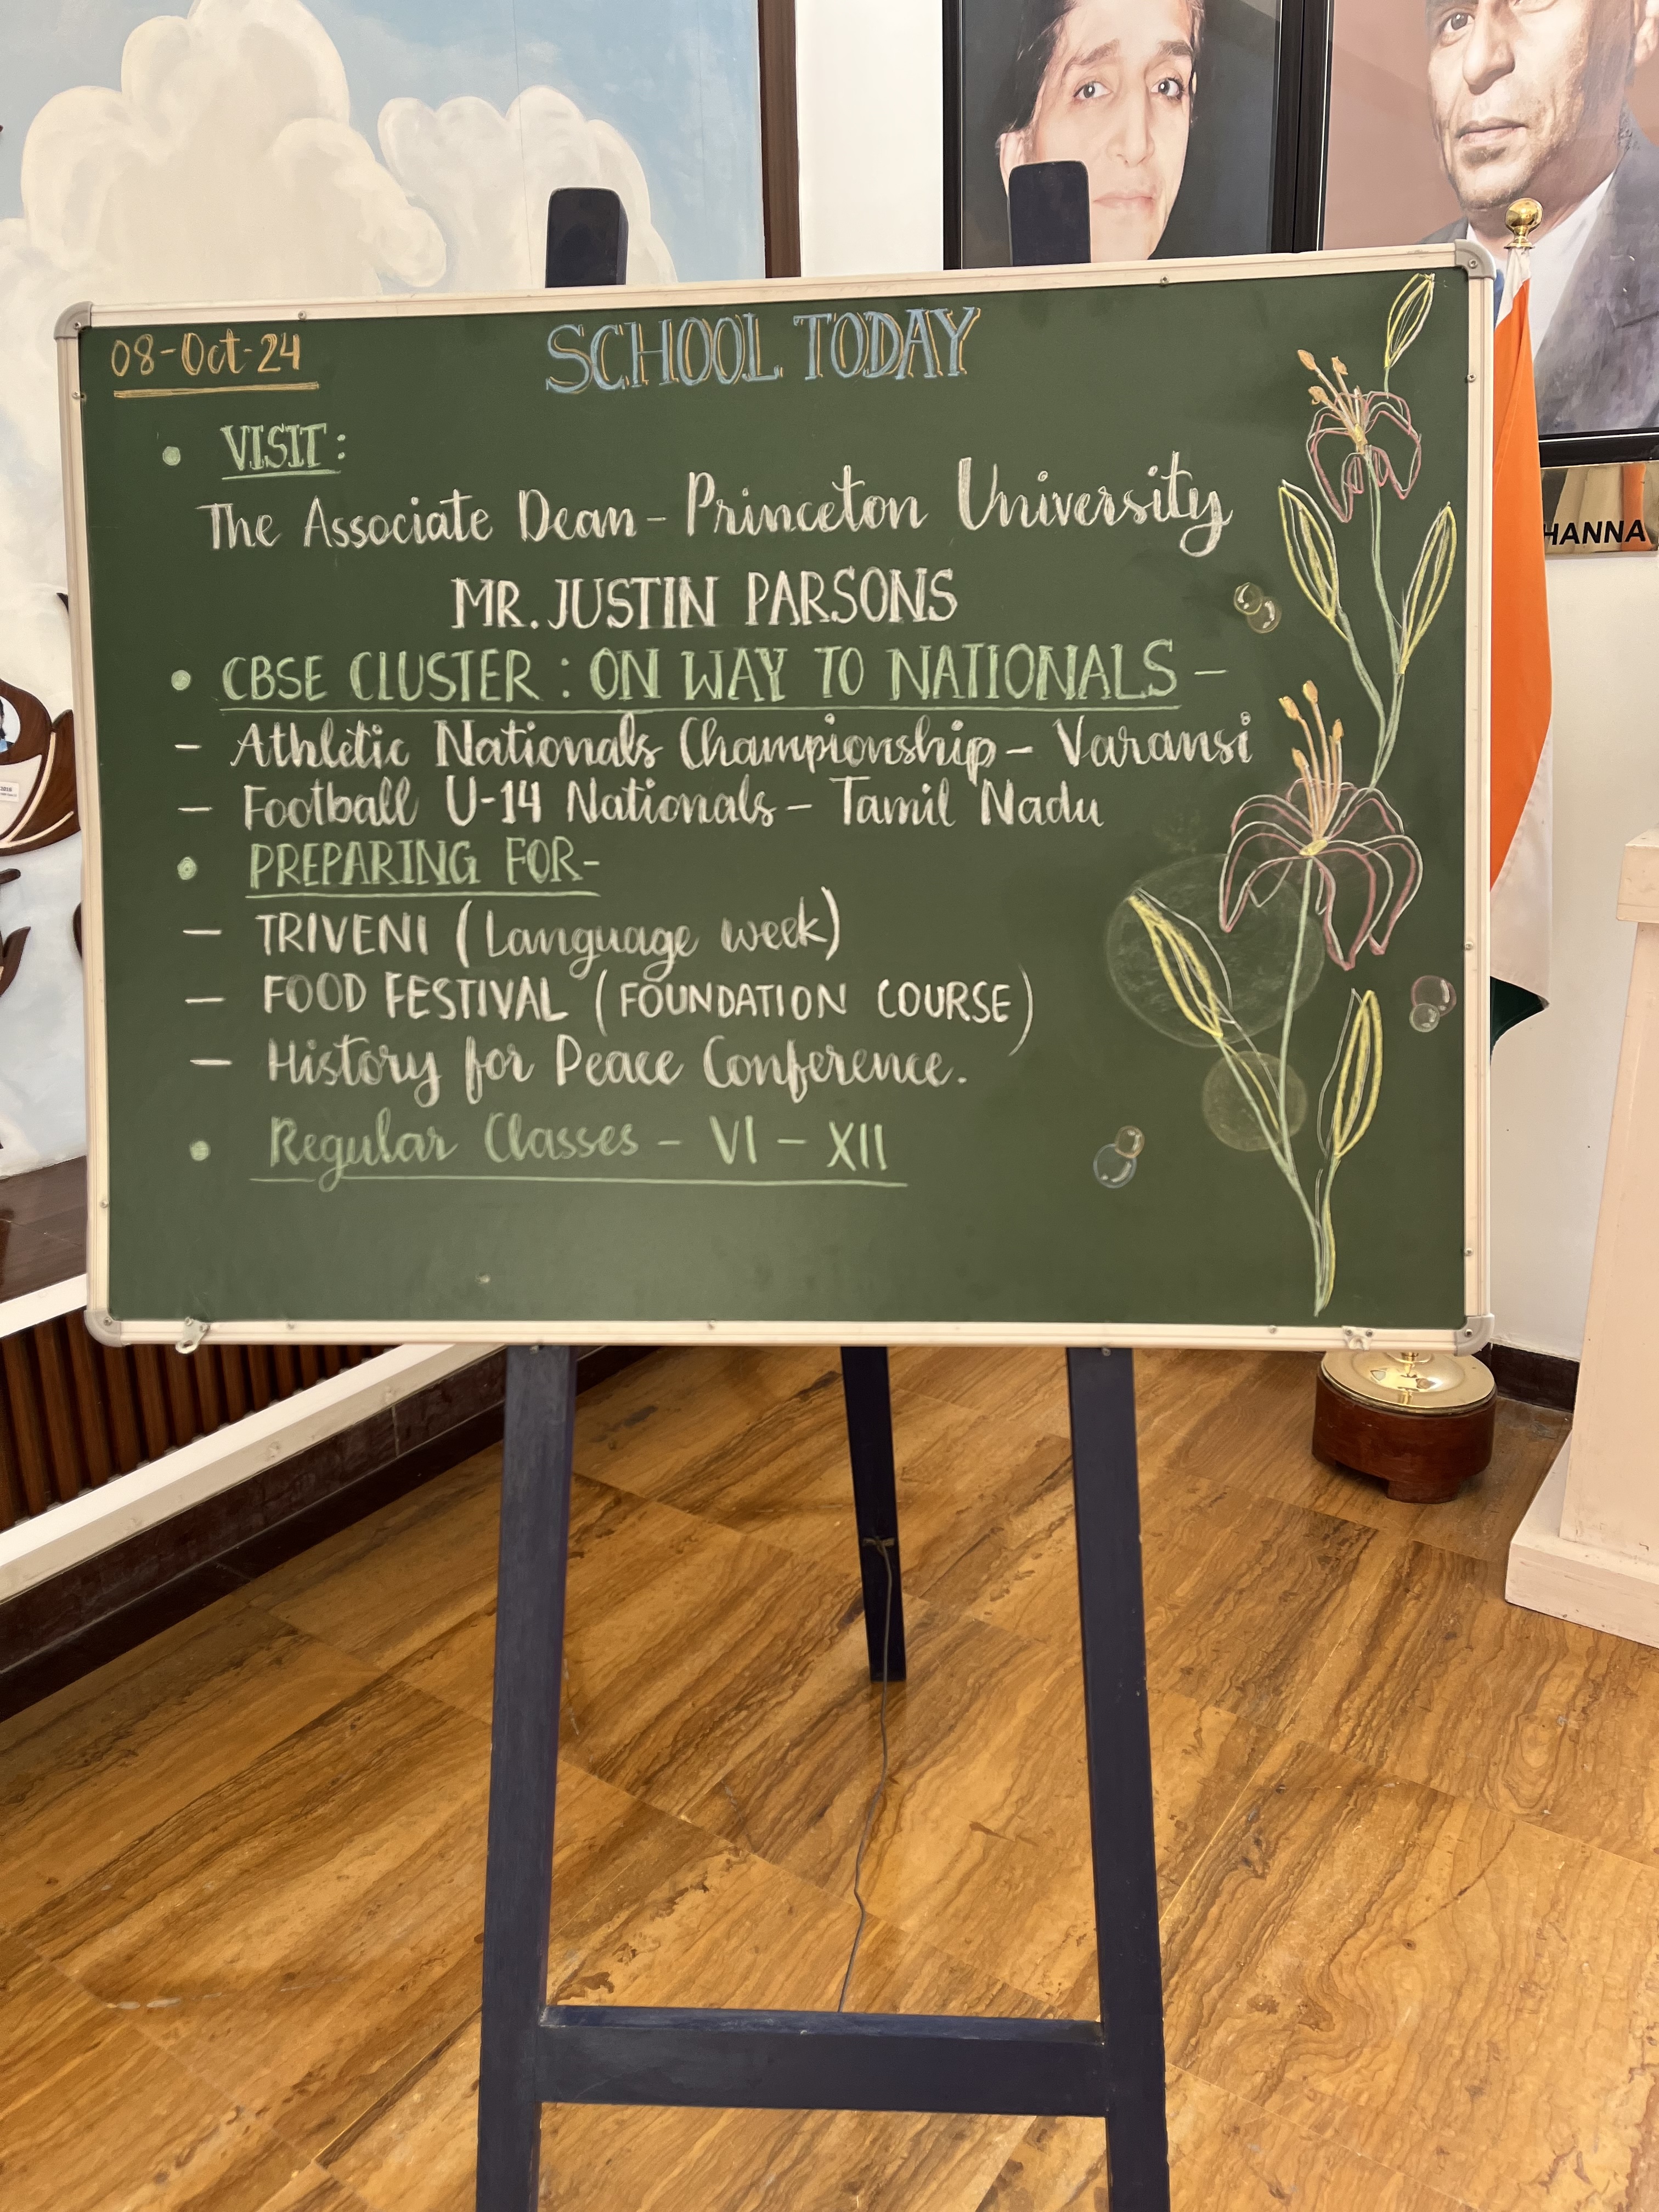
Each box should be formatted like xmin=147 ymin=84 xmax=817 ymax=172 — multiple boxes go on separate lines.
xmin=1489 ymin=283 xmax=1551 ymax=887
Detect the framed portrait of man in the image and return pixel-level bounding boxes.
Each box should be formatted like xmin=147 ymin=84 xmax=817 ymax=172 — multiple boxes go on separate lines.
xmin=1323 ymin=0 xmax=1659 ymax=437
xmin=946 ymin=0 xmax=1289 ymax=268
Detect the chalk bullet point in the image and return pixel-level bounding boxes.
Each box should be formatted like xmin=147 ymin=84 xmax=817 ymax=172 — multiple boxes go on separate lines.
xmin=171 ymin=669 xmax=191 ymax=691
xmin=189 ymin=1139 xmax=210 ymax=1161
xmin=162 ymin=445 xmax=181 ymax=466
xmin=177 ymin=856 xmax=198 ymax=880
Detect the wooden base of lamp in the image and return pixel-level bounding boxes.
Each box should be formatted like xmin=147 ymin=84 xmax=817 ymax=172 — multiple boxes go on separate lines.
xmin=1313 ymin=1348 xmax=1497 ymax=1504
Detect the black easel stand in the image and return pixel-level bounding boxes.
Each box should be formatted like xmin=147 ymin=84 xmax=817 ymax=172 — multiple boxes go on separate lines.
xmin=475 ymin=1345 xmax=1169 ymax=2208
xmin=472 ymin=172 xmax=1169 ymax=2211
xmin=839 ymin=1348 xmax=907 ymax=1680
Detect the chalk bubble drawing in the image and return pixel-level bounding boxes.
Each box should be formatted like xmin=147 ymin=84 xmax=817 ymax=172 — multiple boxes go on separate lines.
xmin=1410 ymin=975 xmax=1457 ymax=1032
xmin=1093 ymin=1127 xmax=1144 ymax=1189
xmin=1203 ymin=1051 xmax=1307 ymax=1151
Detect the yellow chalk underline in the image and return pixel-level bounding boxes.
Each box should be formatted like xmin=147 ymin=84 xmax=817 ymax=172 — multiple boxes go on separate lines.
xmin=112 ymin=382 xmax=321 ymax=399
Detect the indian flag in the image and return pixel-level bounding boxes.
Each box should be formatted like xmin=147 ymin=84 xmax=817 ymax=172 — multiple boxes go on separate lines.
xmin=1489 ymin=218 xmax=1553 ymax=1039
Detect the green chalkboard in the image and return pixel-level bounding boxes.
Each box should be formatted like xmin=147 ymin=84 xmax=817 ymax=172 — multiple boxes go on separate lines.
xmin=60 ymin=250 xmax=1490 ymax=1346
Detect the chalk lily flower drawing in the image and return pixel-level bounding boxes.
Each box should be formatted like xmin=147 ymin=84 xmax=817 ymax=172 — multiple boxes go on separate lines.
xmin=1301 ymin=350 xmax=1422 ymax=523
xmin=1113 ymin=273 xmax=1457 ymax=1317
xmin=1277 ymin=282 xmax=1457 ymax=786
xmin=1220 ymin=686 xmax=1421 ymax=971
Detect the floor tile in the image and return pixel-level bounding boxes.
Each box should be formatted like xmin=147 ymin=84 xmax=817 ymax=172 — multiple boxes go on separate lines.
xmin=1139 ymin=1346 xmax=1429 ymax=1538
xmin=20 ymin=1676 xmax=493 ymax=2163
xmin=0 ymin=1927 xmax=302 ymax=2212
xmin=890 ymin=1346 xmax=1069 ymax=1432
xmin=873 ymin=1415 xmax=1079 ymax=1647
xmin=0 ymin=1344 xmax=1641 ymax=2212
xmin=574 ymin=1347 xmax=841 ymax=1497
xmin=1412 ymin=1397 xmax=1570 ymax=1564
xmin=253 ymin=2165 xmax=376 ymax=2212
xmin=1149 ymin=1692 xmax=1280 ymax=1914
xmin=635 ymin=1372 xmax=981 ymax=1584
xmin=247 ymin=1449 xmax=501 ymax=1669
xmin=1296 ymin=1539 xmax=1659 ymax=1869
xmin=970 ymin=2069 xmax=1474 ymax=2211
xmin=1161 ymin=1736 xmax=1659 ymax=2210
xmin=549 ymin=1479 xmax=863 ymax=1819
xmin=329 ymin=1769 xmax=1047 ymax=2212
xmin=0 ymin=1600 xmax=376 ymax=1926
xmin=1140 ymin=1473 xmax=1387 ymax=1733
xmin=682 ymin=1599 xmax=1092 ymax=2008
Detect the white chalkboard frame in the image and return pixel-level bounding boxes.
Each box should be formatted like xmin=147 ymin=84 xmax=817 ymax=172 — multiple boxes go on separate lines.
xmin=60 ymin=242 xmax=1493 ymax=1352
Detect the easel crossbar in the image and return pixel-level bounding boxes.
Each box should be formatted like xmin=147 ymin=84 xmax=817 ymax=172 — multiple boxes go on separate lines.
xmin=536 ymin=2004 xmax=1109 ymax=2114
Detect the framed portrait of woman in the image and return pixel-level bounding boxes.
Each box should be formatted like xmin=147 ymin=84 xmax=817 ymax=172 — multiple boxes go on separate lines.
xmin=945 ymin=0 xmax=1301 ymax=268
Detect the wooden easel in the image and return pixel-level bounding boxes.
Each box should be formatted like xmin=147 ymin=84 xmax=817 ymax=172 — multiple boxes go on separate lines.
xmin=476 ymin=1344 xmax=1168 ymax=2209
xmin=473 ymin=174 xmax=1169 ymax=2212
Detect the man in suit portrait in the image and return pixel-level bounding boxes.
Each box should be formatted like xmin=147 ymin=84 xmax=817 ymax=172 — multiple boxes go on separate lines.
xmin=1426 ymin=0 xmax=1659 ymax=431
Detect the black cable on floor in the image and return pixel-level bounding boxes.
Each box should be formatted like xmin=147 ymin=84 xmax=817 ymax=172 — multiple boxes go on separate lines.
xmin=837 ymin=1533 xmax=895 ymax=2013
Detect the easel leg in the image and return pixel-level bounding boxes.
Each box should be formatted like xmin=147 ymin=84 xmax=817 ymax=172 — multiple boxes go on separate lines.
xmin=477 ymin=1346 xmax=578 ymax=2212
xmin=1066 ymin=1347 xmax=1171 ymax=2210
xmin=839 ymin=1347 xmax=907 ymax=1681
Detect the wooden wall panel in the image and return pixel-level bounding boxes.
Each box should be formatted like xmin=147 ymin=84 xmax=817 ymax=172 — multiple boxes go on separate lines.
xmin=221 ymin=1345 xmax=250 ymax=1427
xmin=247 ymin=1345 xmax=274 ymax=1414
xmin=66 ymin=1323 xmax=115 ymax=1489
xmin=195 ymin=1350 xmax=224 ymax=1437
xmin=132 ymin=1347 xmax=172 ymax=1465
xmin=0 ymin=1313 xmax=376 ymax=1532
xmin=2 ymin=1334 xmax=52 ymax=1519
xmin=99 ymin=1342 xmax=145 ymax=1478
xmin=32 ymin=1322 xmax=82 ymax=1500
xmin=0 ymin=1384 xmax=26 ymax=1529
xmin=161 ymin=1350 xmax=198 ymax=1453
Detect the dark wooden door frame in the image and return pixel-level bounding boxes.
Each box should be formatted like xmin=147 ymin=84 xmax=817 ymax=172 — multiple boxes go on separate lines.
xmin=758 ymin=0 xmax=801 ymax=277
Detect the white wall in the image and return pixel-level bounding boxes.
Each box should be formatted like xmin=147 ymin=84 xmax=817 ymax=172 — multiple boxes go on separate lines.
xmin=1491 ymin=556 xmax=1659 ymax=1358
xmin=793 ymin=2 xmax=1655 ymax=1362
xmin=795 ymin=0 xmax=941 ymax=277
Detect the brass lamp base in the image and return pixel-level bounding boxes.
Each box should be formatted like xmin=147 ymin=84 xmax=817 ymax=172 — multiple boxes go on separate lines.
xmin=1313 ymin=1348 xmax=1497 ymax=1504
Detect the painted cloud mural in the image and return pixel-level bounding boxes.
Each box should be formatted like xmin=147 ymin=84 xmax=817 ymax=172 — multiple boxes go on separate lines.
xmin=0 ymin=0 xmax=759 ymax=1176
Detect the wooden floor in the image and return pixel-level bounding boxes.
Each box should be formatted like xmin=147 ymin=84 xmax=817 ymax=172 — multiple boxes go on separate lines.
xmin=6 ymin=1343 xmax=1650 ymax=2211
